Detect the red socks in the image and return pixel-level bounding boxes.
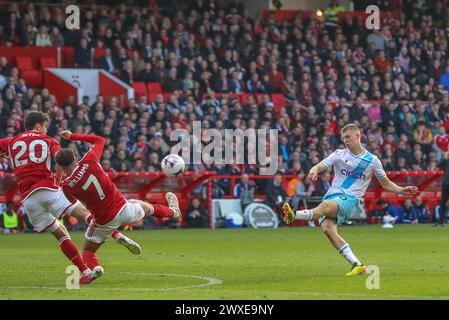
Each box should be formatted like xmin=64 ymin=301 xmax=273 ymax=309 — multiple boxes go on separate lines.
xmin=111 ymin=230 xmax=121 ymax=240
xmin=59 ymin=236 xmax=88 ymax=273
xmin=83 ymin=251 xmax=101 ymax=270
xmin=152 ymin=204 xmax=174 ymax=218
xmin=85 ymin=214 xmax=94 ymax=224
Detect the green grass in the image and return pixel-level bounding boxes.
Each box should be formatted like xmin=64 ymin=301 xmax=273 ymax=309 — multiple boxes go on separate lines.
xmin=1 ymin=225 xmax=449 ymax=300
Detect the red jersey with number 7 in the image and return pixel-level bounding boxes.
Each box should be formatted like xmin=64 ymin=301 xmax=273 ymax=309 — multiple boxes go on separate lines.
xmin=59 ymin=134 xmax=127 ymax=225
xmin=0 ymin=130 xmax=61 ymax=202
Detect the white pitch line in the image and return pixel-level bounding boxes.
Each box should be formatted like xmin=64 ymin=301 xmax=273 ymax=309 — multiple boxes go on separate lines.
xmin=1 ymin=271 xmax=448 ymax=299
xmin=1 ymin=272 xmax=222 ymax=292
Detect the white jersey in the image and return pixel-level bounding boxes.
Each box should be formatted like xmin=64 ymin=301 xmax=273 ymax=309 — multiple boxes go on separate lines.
xmin=321 ymin=148 xmax=386 ymax=199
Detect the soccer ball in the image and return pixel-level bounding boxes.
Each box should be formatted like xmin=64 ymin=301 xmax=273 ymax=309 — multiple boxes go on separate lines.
xmin=161 ymin=154 xmax=186 ymax=177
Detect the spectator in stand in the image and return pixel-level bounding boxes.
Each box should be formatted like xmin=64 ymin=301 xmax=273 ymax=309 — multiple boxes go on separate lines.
xmin=185 ymin=198 xmax=208 ymax=228
xmin=265 ymin=171 xmax=287 ymax=221
xmin=137 ymin=60 xmax=158 ymax=83
xmin=376 ymin=199 xmax=400 ymax=222
xmin=233 ymin=173 xmax=255 ymax=211
xmin=120 ymin=59 xmax=136 ymax=85
xmin=434 ymin=126 xmax=449 ymax=158
xmin=75 ymin=37 xmax=91 ymax=68
xmin=162 ymin=67 xmax=183 ymax=92
xmin=0 ymin=202 xmax=18 ymax=234
xmin=413 ymin=196 xmax=430 ymax=224
xmin=440 ymin=66 xmax=449 ymax=91
xmin=99 ymin=48 xmax=119 ymax=74
xmin=397 ymin=199 xmax=418 ymax=224
xmin=313 ymin=172 xmax=332 ymax=197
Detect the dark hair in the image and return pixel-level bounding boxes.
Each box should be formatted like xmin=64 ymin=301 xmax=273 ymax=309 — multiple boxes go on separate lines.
xmin=55 ymin=149 xmax=75 ymax=166
xmin=24 ymin=111 xmax=48 ymax=131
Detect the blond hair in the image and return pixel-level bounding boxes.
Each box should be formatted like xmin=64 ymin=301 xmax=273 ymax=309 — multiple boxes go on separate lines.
xmin=341 ymin=123 xmax=360 ymax=134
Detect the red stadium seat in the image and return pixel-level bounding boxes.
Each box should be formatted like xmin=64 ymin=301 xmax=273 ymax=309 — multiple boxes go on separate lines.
xmin=148 ymin=92 xmax=160 ymax=102
xmin=240 ymin=93 xmax=253 ymax=105
xmin=62 ymin=46 xmax=75 ymax=67
xmin=22 ymin=70 xmax=41 ymax=88
xmin=163 ymin=92 xmax=172 ymax=101
xmin=133 ymin=82 xmax=147 ymax=99
xmin=255 ymin=93 xmax=264 ymax=104
xmin=16 ymin=56 xmax=34 ymax=71
xmin=40 ymin=57 xmax=57 ymax=69
xmin=271 ymin=93 xmax=288 ymax=112
xmin=147 ymin=82 xmax=163 ymax=94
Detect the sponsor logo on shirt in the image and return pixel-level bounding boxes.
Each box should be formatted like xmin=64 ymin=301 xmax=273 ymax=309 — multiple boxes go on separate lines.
xmin=340 ymin=169 xmax=366 ymax=180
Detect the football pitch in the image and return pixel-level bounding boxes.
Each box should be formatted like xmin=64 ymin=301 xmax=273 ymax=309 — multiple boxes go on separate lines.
xmin=1 ymin=225 xmax=449 ymax=300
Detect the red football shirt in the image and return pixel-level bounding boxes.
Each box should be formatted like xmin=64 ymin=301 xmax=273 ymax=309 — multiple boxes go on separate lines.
xmin=60 ymin=134 xmax=127 ymax=225
xmin=0 ymin=130 xmax=61 ymax=201
xmin=435 ymin=134 xmax=449 ymax=152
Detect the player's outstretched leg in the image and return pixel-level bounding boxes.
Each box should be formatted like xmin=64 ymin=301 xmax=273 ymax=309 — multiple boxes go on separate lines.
xmin=136 ymin=193 xmax=181 ymax=220
xmin=283 ymin=200 xmax=339 ymax=224
xmin=51 ymin=223 xmax=94 ymax=284
xmin=112 ymin=229 xmax=141 ymax=255
xmin=71 ymin=203 xmax=141 ymax=253
xmin=81 ymin=240 xmax=104 ymax=284
xmin=283 ymin=200 xmax=366 ymax=276
xmin=165 ymin=192 xmax=181 ymax=219
xmin=320 ymin=219 xmax=366 ymax=276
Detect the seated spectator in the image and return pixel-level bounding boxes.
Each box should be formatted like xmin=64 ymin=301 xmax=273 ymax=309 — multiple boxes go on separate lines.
xmin=265 ymin=171 xmax=287 ymax=220
xmin=233 ymin=173 xmax=255 ymax=211
xmin=35 ymin=25 xmax=51 ymax=46
xmin=120 ymin=59 xmax=137 ymax=85
xmin=185 ymin=198 xmax=208 ymax=228
xmin=313 ymin=172 xmax=332 ymax=197
xmin=99 ymin=48 xmax=119 ymax=74
xmin=75 ymin=38 xmax=91 ymax=68
xmin=0 ymin=202 xmax=18 ymax=234
xmin=397 ymin=199 xmax=418 ymax=224
xmin=375 ymin=199 xmax=400 ymax=222
xmin=413 ymin=196 xmax=430 ymax=224
xmin=137 ymin=61 xmax=158 ymax=83
xmin=440 ymin=65 xmax=449 ymax=90
xmin=162 ymin=68 xmax=183 ymax=92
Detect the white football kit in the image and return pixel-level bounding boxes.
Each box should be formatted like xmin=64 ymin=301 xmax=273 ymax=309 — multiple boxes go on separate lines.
xmin=322 ymin=148 xmax=386 ymax=199
xmin=319 ymin=148 xmax=387 ymax=224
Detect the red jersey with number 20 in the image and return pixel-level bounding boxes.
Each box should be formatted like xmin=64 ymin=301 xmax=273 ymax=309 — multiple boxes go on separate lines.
xmin=59 ymin=134 xmax=127 ymax=225
xmin=0 ymin=130 xmax=61 ymax=201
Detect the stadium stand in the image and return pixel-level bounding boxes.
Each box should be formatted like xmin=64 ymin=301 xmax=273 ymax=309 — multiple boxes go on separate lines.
xmin=0 ymin=0 xmax=448 ymax=227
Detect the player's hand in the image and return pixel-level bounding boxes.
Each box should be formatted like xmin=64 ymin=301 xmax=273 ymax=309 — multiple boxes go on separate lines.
xmin=308 ymin=169 xmax=318 ymax=182
xmin=0 ymin=151 xmax=6 ymax=159
xmin=402 ymin=186 xmax=419 ymax=195
xmin=59 ymin=130 xmax=72 ymax=140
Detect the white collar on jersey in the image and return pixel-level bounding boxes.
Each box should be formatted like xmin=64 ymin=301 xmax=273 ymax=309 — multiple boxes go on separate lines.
xmin=347 ymin=147 xmax=367 ymax=158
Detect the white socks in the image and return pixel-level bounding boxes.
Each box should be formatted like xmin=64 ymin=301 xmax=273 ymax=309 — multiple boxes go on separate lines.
xmin=296 ymin=209 xmax=313 ymax=221
xmin=338 ymin=243 xmax=361 ymax=266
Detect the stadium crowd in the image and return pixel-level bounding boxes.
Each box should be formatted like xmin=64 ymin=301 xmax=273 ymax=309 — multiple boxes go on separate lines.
xmin=1 ymin=0 xmax=449 ymax=226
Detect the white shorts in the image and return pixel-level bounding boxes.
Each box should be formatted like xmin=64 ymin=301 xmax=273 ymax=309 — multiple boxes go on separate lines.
xmin=22 ymin=188 xmax=80 ymax=233
xmin=85 ymin=200 xmax=145 ymax=244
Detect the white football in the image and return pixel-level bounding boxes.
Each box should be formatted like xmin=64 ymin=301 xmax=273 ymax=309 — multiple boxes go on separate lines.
xmin=161 ymin=154 xmax=186 ymax=177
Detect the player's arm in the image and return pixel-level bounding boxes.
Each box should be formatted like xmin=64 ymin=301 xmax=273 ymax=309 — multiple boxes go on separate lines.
xmin=374 ymin=156 xmax=419 ymax=195
xmin=308 ymin=151 xmax=337 ymax=181
xmin=60 ymin=130 xmax=105 ymax=162
xmin=0 ymin=138 xmax=13 ymax=158
xmin=377 ymin=176 xmax=418 ymax=195
xmin=308 ymin=162 xmax=329 ymax=181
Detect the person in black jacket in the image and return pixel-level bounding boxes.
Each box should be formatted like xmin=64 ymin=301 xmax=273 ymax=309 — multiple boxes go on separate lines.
xmin=98 ymin=48 xmax=119 ymax=73
xmin=75 ymin=38 xmax=91 ymax=68
xmin=185 ymin=198 xmax=208 ymax=228
xmin=435 ymin=150 xmax=449 ymax=227
xmin=265 ymin=171 xmax=287 ymax=220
